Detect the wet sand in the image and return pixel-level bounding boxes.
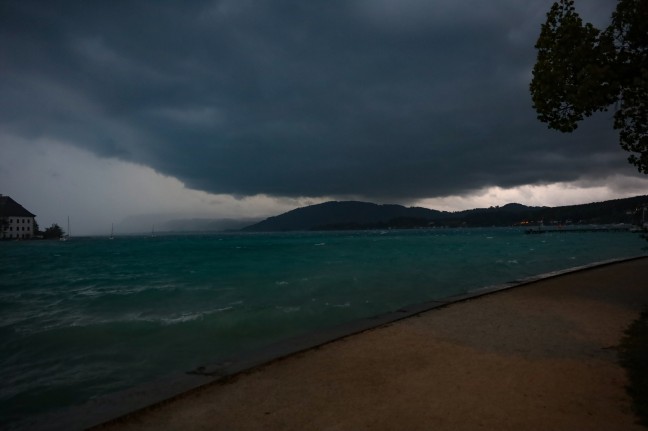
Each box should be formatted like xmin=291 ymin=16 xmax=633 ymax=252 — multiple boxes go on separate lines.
xmin=96 ymin=257 xmax=648 ymax=431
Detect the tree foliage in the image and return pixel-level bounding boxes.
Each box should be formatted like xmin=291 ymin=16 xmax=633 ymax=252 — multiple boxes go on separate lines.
xmin=530 ymin=0 xmax=648 ymax=173
xmin=43 ymin=223 xmax=65 ymax=239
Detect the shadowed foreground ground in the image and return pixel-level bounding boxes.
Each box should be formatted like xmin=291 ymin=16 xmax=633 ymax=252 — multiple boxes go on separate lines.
xmin=96 ymin=257 xmax=648 ymax=431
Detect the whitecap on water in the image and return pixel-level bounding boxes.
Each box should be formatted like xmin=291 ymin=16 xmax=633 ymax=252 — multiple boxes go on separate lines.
xmin=157 ymin=307 xmax=234 ymax=325
xmin=160 ymin=313 xmax=204 ymax=325
xmin=63 ymin=306 xmax=238 ymax=327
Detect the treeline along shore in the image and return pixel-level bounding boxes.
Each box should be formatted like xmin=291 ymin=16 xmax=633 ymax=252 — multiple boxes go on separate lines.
xmin=241 ymin=195 xmax=648 ymax=232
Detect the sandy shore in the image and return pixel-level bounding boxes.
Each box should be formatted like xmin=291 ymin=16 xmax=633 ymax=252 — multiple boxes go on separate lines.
xmin=95 ymin=257 xmax=648 ymax=431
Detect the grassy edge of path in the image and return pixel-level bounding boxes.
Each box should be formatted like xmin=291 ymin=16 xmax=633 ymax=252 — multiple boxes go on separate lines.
xmin=619 ymin=307 xmax=648 ymax=428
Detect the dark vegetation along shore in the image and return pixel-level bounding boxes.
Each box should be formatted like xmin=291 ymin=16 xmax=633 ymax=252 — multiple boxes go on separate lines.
xmin=241 ymin=195 xmax=648 ymax=232
xmin=619 ymin=308 xmax=648 ymax=427
xmin=143 ymin=195 xmax=648 ymax=234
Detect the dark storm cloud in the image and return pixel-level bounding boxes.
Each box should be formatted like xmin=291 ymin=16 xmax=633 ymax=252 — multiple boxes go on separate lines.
xmin=0 ymin=0 xmax=637 ymax=201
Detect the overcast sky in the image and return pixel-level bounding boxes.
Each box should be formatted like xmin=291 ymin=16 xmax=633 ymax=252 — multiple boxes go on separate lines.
xmin=2 ymin=0 xmax=646 ymax=235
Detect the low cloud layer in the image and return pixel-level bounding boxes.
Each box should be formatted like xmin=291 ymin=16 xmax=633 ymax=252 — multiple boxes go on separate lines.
xmin=1 ymin=0 xmax=645 ymax=214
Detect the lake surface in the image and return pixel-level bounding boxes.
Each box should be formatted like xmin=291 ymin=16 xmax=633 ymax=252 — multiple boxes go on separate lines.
xmin=1 ymin=228 xmax=646 ymax=429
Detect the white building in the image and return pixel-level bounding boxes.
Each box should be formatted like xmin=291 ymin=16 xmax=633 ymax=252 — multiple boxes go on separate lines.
xmin=0 ymin=195 xmax=36 ymax=239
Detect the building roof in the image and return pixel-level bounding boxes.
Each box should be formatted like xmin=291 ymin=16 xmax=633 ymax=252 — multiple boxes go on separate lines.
xmin=0 ymin=195 xmax=36 ymax=217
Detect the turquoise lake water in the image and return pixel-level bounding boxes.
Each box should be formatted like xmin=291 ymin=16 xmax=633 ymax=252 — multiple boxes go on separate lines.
xmin=1 ymin=228 xmax=646 ymax=429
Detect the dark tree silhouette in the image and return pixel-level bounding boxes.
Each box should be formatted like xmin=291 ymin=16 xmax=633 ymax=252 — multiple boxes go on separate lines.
xmin=530 ymin=0 xmax=648 ymax=173
xmin=43 ymin=224 xmax=65 ymax=239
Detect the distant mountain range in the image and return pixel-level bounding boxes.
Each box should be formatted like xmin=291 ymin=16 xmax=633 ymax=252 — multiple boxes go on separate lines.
xmin=241 ymin=195 xmax=648 ymax=232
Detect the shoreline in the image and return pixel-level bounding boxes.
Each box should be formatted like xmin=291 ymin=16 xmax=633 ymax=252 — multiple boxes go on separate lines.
xmin=27 ymin=255 xmax=648 ymax=431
